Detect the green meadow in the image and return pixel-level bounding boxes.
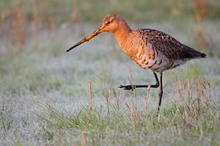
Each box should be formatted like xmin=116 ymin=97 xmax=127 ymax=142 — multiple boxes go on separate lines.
xmin=0 ymin=0 xmax=220 ymax=145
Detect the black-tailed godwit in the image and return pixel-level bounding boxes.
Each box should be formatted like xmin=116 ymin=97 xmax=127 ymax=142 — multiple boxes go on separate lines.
xmin=66 ymin=14 xmax=206 ymax=113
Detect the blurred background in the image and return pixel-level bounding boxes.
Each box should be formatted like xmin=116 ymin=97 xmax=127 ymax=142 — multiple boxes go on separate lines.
xmin=0 ymin=0 xmax=220 ymax=55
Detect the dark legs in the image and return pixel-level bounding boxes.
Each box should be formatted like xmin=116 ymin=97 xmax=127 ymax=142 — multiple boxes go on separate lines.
xmin=157 ymin=72 xmax=163 ymax=113
xmin=119 ymin=72 xmax=164 ymax=113
xmin=119 ymin=72 xmax=159 ymax=90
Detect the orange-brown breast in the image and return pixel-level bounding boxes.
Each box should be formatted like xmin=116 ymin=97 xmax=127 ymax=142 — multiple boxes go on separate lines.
xmin=146 ymin=50 xmax=155 ymax=60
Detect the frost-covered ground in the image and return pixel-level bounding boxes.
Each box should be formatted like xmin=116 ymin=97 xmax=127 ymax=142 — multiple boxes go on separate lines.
xmin=0 ymin=21 xmax=220 ymax=145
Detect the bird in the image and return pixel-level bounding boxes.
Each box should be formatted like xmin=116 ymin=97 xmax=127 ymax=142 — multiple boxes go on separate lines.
xmin=66 ymin=14 xmax=206 ymax=113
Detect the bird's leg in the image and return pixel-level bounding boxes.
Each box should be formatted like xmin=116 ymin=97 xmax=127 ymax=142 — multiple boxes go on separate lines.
xmin=157 ymin=72 xmax=163 ymax=115
xmin=119 ymin=72 xmax=159 ymax=90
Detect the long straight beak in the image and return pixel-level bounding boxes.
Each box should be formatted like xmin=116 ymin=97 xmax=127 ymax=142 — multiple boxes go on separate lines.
xmin=66 ymin=25 xmax=105 ymax=52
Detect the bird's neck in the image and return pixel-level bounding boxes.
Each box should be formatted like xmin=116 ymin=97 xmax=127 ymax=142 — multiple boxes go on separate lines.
xmin=113 ymin=21 xmax=132 ymax=50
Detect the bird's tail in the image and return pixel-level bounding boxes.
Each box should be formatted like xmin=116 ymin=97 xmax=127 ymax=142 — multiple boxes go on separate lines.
xmin=200 ymin=52 xmax=206 ymax=58
xmin=192 ymin=51 xmax=206 ymax=59
xmin=183 ymin=44 xmax=206 ymax=59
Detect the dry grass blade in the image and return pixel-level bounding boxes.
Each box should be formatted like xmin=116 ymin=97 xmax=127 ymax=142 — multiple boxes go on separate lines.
xmin=10 ymin=3 xmax=26 ymax=52
xmin=81 ymin=131 xmax=87 ymax=146
xmin=196 ymin=80 xmax=202 ymax=119
xmin=187 ymin=79 xmax=193 ymax=121
xmin=1 ymin=96 xmax=12 ymax=112
xmin=105 ymin=88 xmax=111 ymax=114
xmin=192 ymin=0 xmax=207 ymax=52
xmin=144 ymin=85 xmax=151 ymax=115
xmin=31 ymin=0 xmax=40 ymax=48
xmin=113 ymin=89 xmax=120 ymax=111
xmin=89 ymin=82 xmax=93 ymax=114
xmin=126 ymin=102 xmax=134 ymax=121
xmin=1 ymin=12 xmax=11 ymax=53
xmin=177 ymin=78 xmax=188 ymax=121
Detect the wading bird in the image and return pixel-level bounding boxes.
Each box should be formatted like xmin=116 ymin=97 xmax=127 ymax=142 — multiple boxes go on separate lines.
xmin=66 ymin=14 xmax=206 ymax=113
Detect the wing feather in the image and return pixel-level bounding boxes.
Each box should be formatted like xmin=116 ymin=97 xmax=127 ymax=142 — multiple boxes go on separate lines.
xmin=139 ymin=29 xmax=206 ymax=60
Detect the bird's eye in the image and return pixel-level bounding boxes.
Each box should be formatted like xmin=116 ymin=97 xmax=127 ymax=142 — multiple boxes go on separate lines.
xmin=107 ymin=21 xmax=111 ymax=24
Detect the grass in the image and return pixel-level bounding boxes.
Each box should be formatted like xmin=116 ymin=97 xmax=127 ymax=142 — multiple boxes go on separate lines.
xmin=0 ymin=30 xmax=219 ymax=145
xmin=2 ymin=100 xmax=218 ymax=145
xmin=0 ymin=1 xmax=220 ymax=145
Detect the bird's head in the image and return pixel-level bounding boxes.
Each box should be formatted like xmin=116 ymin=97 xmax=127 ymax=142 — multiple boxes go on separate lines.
xmin=66 ymin=14 xmax=122 ymax=52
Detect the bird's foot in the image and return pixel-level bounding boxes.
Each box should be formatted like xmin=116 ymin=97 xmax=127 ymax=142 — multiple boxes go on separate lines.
xmin=119 ymin=85 xmax=136 ymax=91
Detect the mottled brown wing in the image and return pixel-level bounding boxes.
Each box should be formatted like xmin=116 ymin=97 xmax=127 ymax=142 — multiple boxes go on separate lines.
xmin=141 ymin=29 xmax=205 ymax=60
